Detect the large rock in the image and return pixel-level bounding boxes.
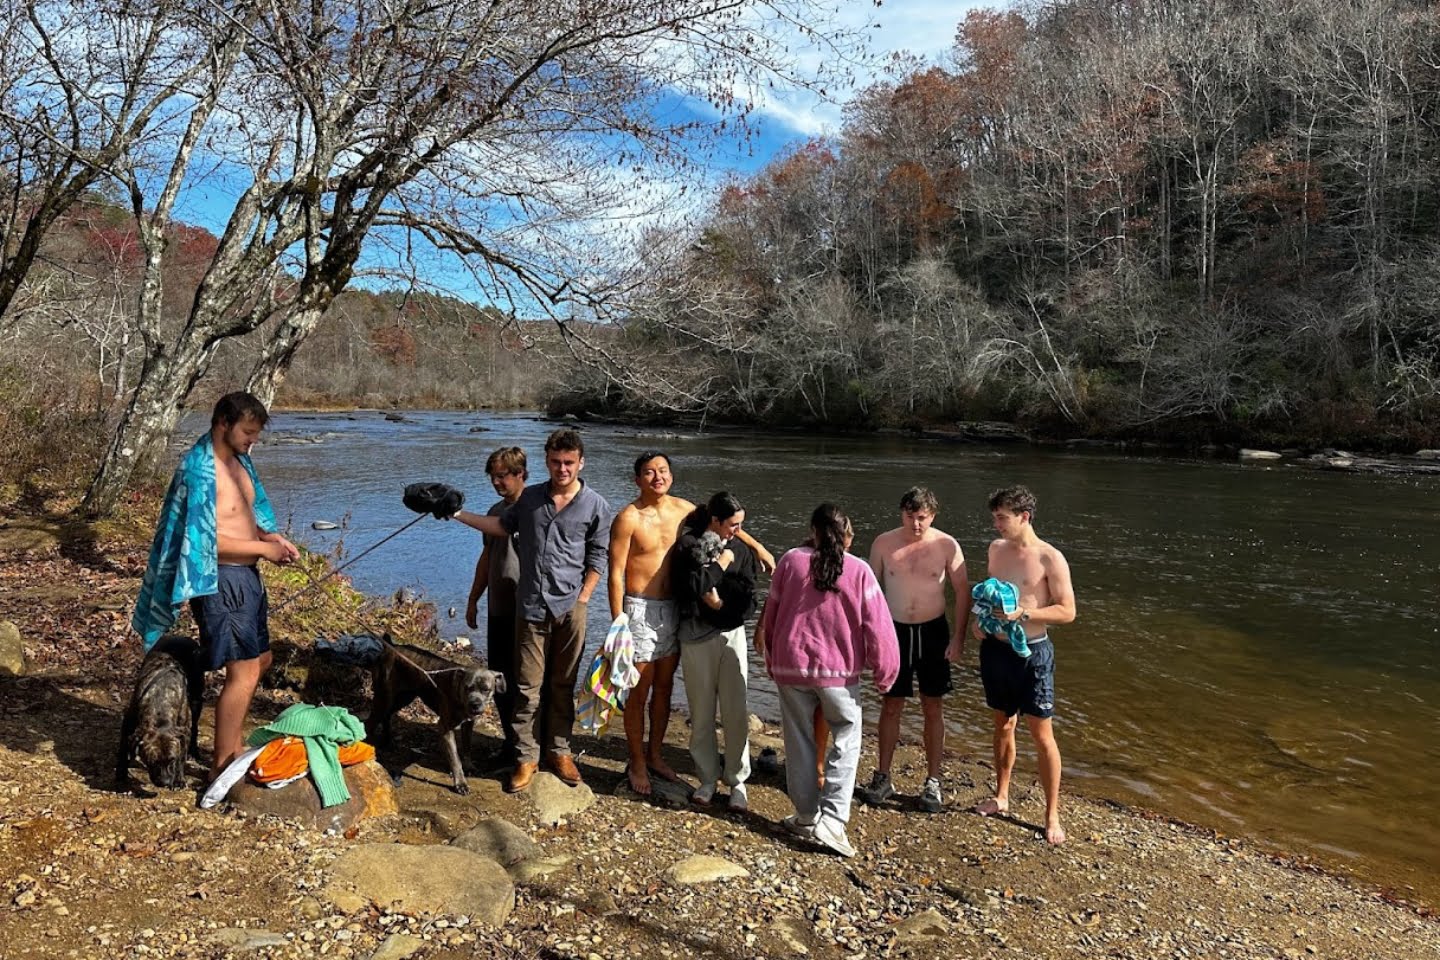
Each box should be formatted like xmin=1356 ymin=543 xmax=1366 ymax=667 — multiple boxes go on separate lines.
xmin=666 ymin=855 xmax=749 ymax=885
xmin=207 ymin=928 xmax=288 ymax=952
xmin=529 ymin=771 xmax=595 ymax=825
xmin=225 ymin=760 xmax=397 ymax=832
xmin=451 ymin=818 xmax=540 ymax=869
xmin=1239 ymin=448 xmax=1283 ymax=461
xmin=370 ymin=934 xmax=426 ymax=960
xmin=325 ymin=843 xmax=515 ymax=924
xmin=0 ymin=621 xmax=25 ymax=677
xmin=613 ymin=775 xmax=691 ymax=808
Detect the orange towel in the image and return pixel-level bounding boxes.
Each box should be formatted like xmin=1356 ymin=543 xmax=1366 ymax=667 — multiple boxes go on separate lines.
xmin=249 ymin=736 xmax=375 ymax=784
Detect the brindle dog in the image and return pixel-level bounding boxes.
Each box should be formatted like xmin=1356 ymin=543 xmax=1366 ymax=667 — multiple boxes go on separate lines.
xmin=117 ymin=635 xmax=205 ymax=789
xmin=367 ymin=638 xmax=504 ymax=795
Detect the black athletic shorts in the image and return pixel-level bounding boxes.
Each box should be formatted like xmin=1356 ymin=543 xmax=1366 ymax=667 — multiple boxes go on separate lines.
xmin=979 ymin=635 xmax=1055 ymax=719
xmin=191 ymin=564 xmax=271 ymax=670
xmin=885 ymin=614 xmax=952 ymax=698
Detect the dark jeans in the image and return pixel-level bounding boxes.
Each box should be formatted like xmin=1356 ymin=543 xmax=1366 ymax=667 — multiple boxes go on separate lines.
xmin=487 ymin=614 xmax=519 ymax=759
xmin=513 ymin=603 xmax=588 ymax=763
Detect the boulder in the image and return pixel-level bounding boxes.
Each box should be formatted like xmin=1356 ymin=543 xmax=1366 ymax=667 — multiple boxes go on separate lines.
xmin=613 ymin=775 xmax=691 ymax=808
xmin=666 ymin=855 xmax=749 ymax=885
xmin=451 ymin=818 xmax=540 ymax=869
xmin=0 ymin=620 xmax=25 ymax=677
xmin=324 ymin=843 xmax=515 ymax=925
xmin=1239 ymin=449 xmax=1282 ymax=461
xmin=1415 ymin=449 xmax=1440 ymax=460
xmin=529 ymin=771 xmax=595 ymax=824
xmin=225 ymin=760 xmax=397 ymax=832
xmin=511 ymin=854 xmax=572 ymax=883
xmin=892 ymin=908 xmax=950 ymax=942
xmin=747 ymin=713 xmax=765 ymax=735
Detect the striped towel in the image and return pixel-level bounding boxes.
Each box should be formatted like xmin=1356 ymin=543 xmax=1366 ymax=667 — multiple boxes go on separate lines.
xmin=576 ymin=614 xmax=639 ymax=735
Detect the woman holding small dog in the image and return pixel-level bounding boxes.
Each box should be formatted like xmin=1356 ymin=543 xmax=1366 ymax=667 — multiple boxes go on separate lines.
xmin=674 ymin=492 xmax=760 ymax=810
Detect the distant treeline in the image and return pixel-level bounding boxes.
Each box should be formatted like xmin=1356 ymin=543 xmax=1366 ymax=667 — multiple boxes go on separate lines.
xmin=554 ymin=0 xmax=1440 ymax=448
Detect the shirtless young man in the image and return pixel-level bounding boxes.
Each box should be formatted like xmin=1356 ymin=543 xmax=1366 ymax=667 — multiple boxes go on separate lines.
xmin=608 ymin=452 xmax=775 ymax=795
xmin=196 ymin=394 xmax=298 ymax=778
xmin=973 ymin=485 xmax=1076 ymax=845
xmin=860 ymin=487 xmax=969 ymax=813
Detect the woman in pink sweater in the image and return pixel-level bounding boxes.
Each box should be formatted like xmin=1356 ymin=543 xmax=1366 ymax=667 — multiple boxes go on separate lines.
xmin=757 ymin=503 xmax=899 ymax=857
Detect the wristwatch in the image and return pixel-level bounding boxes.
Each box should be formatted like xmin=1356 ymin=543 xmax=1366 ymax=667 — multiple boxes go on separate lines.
xmin=1020 ymin=609 xmax=1031 ymax=622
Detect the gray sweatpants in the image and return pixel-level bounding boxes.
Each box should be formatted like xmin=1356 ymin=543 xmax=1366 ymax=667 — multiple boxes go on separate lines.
xmin=680 ymin=626 xmax=752 ymax=787
xmin=777 ymin=683 xmax=863 ymax=824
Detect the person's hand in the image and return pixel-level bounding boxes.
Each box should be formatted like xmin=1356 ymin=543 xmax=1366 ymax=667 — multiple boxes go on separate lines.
xmin=970 ymin=618 xmax=984 ymax=642
xmin=1001 ymin=606 xmax=1026 ymax=623
xmin=465 ymin=599 xmax=479 ymax=630
xmin=755 ymin=547 xmax=776 ymax=575
xmin=264 ymin=541 xmax=294 ymax=565
xmin=946 ymin=633 xmax=965 ymax=662
xmin=702 ymin=589 xmax=723 ymax=610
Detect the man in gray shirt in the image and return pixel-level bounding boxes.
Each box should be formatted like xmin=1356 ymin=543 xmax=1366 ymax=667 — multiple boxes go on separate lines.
xmin=465 ymin=446 xmax=527 ymax=766
xmin=454 ymin=429 xmax=609 ymax=792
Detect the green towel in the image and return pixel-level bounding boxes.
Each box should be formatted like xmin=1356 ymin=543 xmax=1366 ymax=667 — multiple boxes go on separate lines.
xmin=247 ymin=703 xmax=366 ymax=807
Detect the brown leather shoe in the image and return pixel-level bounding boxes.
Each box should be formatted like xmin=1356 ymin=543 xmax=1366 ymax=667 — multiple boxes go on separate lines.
xmin=547 ymin=753 xmax=583 ymax=786
xmin=506 ymin=761 xmax=539 ymax=793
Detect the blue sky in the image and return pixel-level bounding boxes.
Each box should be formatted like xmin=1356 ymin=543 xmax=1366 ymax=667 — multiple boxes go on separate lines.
xmin=168 ymin=0 xmax=985 ymax=305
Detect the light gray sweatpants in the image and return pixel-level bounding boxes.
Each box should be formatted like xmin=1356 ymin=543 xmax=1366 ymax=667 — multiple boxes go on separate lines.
xmin=777 ymin=682 xmax=863 ymax=825
xmin=680 ymin=626 xmax=751 ymax=787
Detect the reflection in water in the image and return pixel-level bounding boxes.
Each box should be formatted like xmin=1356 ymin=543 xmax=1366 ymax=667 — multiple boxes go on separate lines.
xmin=241 ymin=410 xmax=1440 ymax=901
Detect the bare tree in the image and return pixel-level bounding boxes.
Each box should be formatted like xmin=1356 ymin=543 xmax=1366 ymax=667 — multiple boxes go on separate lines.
xmin=77 ymin=0 xmax=869 ymax=514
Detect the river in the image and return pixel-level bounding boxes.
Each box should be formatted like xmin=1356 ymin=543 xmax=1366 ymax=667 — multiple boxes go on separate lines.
xmin=246 ymin=409 xmax=1439 ymax=902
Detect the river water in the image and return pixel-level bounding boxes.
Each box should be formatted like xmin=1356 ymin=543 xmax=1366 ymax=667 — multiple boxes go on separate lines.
xmin=246 ymin=410 xmax=1439 ymax=901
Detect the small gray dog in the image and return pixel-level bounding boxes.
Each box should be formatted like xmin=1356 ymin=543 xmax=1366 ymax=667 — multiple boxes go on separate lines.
xmin=117 ymin=635 xmax=204 ymax=790
xmin=366 ymin=638 xmax=505 ymax=795
xmin=690 ymin=531 xmax=727 ymax=610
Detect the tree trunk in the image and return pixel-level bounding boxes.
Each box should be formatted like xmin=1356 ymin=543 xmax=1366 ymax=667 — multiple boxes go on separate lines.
xmin=244 ymin=304 xmax=329 ymax=406
xmin=81 ymin=336 xmax=215 ymax=517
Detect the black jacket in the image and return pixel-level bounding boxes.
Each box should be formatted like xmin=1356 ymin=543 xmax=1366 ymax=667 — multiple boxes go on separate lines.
xmin=674 ymin=530 xmax=757 ymax=631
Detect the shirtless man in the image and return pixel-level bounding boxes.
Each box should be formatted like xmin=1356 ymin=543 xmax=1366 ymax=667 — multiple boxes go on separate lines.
xmin=128 ymin=392 xmax=302 ymax=782
xmin=860 ymin=487 xmax=969 ymax=813
xmin=608 ymin=452 xmax=775 ymax=795
xmin=972 ymin=485 xmax=1076 ymax=845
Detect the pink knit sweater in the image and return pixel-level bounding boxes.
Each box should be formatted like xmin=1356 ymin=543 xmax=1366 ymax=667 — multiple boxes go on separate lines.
xmin=760 ymin=547 xmax=900 ymax=691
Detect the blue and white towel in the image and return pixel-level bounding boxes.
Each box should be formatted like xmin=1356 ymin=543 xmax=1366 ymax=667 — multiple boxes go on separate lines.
xmin=132 ymin=433 xmax=277 ymax=649
xmin=971 ymin=578 xmax=1031 ymax=658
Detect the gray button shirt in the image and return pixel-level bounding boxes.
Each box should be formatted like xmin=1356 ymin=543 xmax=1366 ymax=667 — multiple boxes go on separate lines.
xmin=484 ymin=499 xmax=521 ymax=617
xmin=501 ymin=479 xmax=610 ymax=622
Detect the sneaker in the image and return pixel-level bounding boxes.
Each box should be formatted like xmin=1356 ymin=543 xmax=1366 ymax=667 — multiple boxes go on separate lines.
xmin=728 ymin=783 xmax=748 ymax=812
xmin=861 ymin=770 xmax=894 ymax=805
xmin=812 ymin=816 xmax=856 ymax=858
xmin=780 ymin=814 xmax=817 ymax=839
xmin=692 ymin=782 xmax=717 ymax=806
xmin=919 ymin=777 xmax=943 ymax=813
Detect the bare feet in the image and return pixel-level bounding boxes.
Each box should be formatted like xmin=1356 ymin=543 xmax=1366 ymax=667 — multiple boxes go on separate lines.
xmin=1045 ymin=820 xmax=1066 ymax=845
xmin=627 ymin=763 xmax=651 ymax=796
xmin=646 ymin=759 xmax=681 ymax=783
xmin=973 ymin=797 xmax=1009 ymax=816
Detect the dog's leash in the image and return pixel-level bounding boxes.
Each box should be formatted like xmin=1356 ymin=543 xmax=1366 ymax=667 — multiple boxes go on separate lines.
xmin=269 ymin=513 xmax=431 ymax=617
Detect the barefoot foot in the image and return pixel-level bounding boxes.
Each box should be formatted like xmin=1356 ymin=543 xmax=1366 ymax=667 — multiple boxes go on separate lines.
xmin=1045 ymin=821 xmax=1066 ymax=845
xmin=973 ymin=797 xmax=1009 ymax=816
xmin=646 ymin=759 xmax=681 ymax=783
xmin=627 ymin=764 xmax=651 ymax=796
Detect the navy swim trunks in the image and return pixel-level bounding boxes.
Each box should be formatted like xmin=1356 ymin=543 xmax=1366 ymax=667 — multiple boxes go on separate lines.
xmin=190 ymin=564 xmax=271 ymax=670
xmin=885 ymin=614 xmax=952 ymax=699
xmin=979 ymin=634 xmax=1055 ymax=719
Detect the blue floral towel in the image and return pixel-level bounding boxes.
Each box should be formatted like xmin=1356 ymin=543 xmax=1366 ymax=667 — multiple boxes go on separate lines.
xmin=971 ymin=578 xmax=1031 ymax=658
xmin=131 ymin=433 xmax=277 ymax=649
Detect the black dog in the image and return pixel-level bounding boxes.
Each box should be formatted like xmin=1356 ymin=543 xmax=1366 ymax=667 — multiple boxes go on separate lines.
xmin=117 ymin=635 xmax=204 ymax=790
xmin=366 ymin=638 xmax=504 ymax=795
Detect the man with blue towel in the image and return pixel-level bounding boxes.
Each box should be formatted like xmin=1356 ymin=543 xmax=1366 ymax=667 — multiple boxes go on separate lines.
xmin=972 ymin=485 xmax=1076 ymax=846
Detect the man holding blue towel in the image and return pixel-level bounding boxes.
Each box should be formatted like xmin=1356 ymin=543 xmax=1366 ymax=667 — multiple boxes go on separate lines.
xmin=973 ymin=485 xmax=1075 ymax=845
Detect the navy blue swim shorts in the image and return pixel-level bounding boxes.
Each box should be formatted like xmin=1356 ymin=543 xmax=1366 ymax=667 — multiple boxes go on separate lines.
xmin=979 ymin=634 xmax=1055 ymax=719
xmin=190 ymin=564 xmax=271 ymax=670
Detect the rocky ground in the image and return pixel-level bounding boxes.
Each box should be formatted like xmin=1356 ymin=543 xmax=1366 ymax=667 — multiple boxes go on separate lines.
xmin=1 ymin=503 xmax=1436 ymax=960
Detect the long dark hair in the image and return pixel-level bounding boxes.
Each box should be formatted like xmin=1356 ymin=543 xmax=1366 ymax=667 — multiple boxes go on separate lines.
xmin=685 ymin=491 xmax=744 ymax=535
xmin=807 ymin=502 xmax=850 ymax=593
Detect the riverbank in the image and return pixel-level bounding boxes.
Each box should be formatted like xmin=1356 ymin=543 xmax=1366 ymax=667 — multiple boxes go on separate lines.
xmin=0 ymin=495 xmax=1436 ymax=958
